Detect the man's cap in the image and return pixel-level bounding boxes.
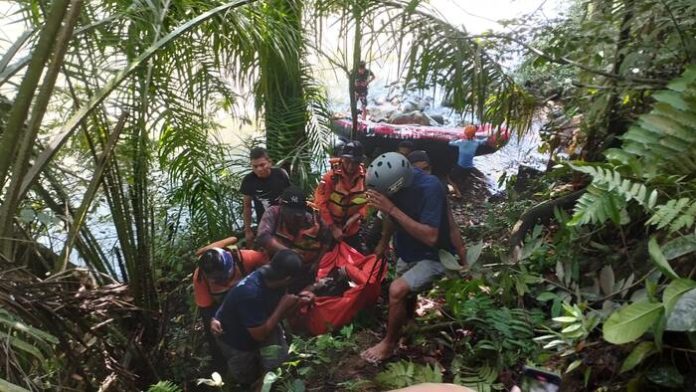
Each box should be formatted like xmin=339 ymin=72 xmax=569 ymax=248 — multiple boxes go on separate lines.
xmin=279 ymin=185 xmax=307 ymax=212
xmin=341 ymin=141 xmax=365 ymax=162
xmin=407 ymin=150 xmax=430 ymax=165
xmin=260 ymin=249 xmax=303 ymax=281
xmin=359 ymin=60 xmax=366 ymax=66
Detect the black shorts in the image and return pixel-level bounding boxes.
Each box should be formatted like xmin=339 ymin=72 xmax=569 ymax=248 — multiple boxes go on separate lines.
xmin=355 ymin=90 xmax=368 ymax=107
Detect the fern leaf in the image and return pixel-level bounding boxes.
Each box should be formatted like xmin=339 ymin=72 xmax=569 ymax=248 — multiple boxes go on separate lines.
xmin=569 ymin=185 xmax=625 ymax=226
xmin=621 ymin=66 xmax=696 ymax=177
xmin=647 ymin=198 xmax=696 ymax=233
xmin=569 ymin=163 xmax=654 ymax=207
xmin=413 ymin=363 xmax=443 ymax=384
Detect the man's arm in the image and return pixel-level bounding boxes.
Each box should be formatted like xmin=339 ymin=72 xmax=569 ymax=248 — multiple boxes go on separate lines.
xmin=388 ymin=206 xmax=439 ymax=247
xmin=255 ymin=207 xmax=288 ymax=255
xmin=195 ymin=236 xmax=239 ymax=257
xmin=243 ymin=195 xmax=255 ymax=244
xmin=246 ymin=294 xmax=300 ymax=342
xmin=314 ymin=173 xmax=335 ymax=227
xmin=374 ymin=214 xmax=395 ymax=258
xmin=447 ymin=206 xmax=467 ymax=266
xmin=367 ymin=188 xmax=441 ymax=248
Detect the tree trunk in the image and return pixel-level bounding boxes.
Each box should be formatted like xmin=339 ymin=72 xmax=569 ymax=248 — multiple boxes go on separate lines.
xmin=0 ymin=0 xmax=70 ymax=187
xmin=349 ymin=5 xmax=363 ymax=136
xmin=261 ymin=0 xmax=306 ymax=168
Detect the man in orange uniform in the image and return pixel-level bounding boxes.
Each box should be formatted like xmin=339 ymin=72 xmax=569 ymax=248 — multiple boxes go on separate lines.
xmin=193 ymin=236 xmax=268 ymax=372
xmin=314 ymin=141 xmax=368 ymax=253
xmin=256 ymin=186 xmax=331 ymax=292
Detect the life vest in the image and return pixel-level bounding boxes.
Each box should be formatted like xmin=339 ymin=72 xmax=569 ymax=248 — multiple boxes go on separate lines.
xmin=326 ymin=166 xmax=367 ymax=235
xmin=329 ymin=157 xmax=341 ymax=171
xmin=274 ymin=213 xmax=324 ymax=265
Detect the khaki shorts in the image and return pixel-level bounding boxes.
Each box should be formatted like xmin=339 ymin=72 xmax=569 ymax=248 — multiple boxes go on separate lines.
xmin=396 ymin=258 xmax=445 ymax=292
xmin=216 ymin=326 xmax=288 ymax=385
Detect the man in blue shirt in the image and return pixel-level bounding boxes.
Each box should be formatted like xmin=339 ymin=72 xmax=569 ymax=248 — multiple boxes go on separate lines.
xmin=449 ymin=125 xmax=486 ymax=169
xmin=210 ymin=249 xmax=312 ymax=386
xmin=448 ymin=125 xmax=487 ymax=196
xmin=362 ymin=152 xmax=466 ymax=363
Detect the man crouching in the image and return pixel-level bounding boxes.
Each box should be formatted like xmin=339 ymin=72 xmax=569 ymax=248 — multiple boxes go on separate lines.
xmin=210 ymin=249 xmax=312 ymax=388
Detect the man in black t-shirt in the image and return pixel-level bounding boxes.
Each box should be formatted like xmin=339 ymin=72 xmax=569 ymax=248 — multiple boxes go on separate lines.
xmin=240 ymin=147 xmax=290 ymax=246
xmin=353 ymin=60 xmax=375 ymax=120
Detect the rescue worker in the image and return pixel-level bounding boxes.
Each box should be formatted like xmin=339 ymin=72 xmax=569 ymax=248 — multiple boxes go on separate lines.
xmin=314 ymin=141 xmax=368 ymax=253
xmin=193 ymin=236 xmax=269 ymax=372
xmin=256 ymin=186 xmax=331 ymax=292
xmin=211 ymin=249 xmax=311 ymax=387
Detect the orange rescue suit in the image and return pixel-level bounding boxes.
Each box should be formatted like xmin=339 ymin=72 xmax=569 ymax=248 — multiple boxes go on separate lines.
xmin=315 ymin=164 xmax=367 ymax=237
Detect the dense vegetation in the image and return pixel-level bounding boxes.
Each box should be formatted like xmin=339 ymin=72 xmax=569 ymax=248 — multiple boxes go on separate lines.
xmin=1 ymin=0 xmax=694 ymax=391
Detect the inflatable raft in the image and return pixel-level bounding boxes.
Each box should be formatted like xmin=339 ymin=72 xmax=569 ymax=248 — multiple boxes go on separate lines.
xmin=331 ymin=118 xmax=510 ymax=175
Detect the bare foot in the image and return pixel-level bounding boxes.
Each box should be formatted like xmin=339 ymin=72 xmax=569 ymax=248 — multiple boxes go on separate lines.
xmin=361 ymin=339 xmax=395 ymax=364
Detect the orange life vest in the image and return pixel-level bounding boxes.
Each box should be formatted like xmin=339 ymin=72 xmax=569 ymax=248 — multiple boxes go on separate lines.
xmin=326 ymin=166 xmax=367 ymax=235
xmin=274 ymin=212 xmax=324 ymax=265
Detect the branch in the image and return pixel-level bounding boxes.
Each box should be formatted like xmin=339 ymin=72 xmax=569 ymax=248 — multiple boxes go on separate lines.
xmin=477 ymin=34 xmax=668 ymax=85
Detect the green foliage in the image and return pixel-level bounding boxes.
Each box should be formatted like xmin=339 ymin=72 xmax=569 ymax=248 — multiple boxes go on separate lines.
xmin=438 ymin=278 xmax=545 ymax=372
xmin=374 ymin=360 xmax=442 ymax=389
xmin=603 ymin=300 xmax=664 ymax=345
xmin=452 ymin=363 xmax=500 ymax=392
xmin=647 ymin=198 xmax=696 ymax=233
xmin=620 ymin=341 xmax=658 ymax=374
xmin=0 ymin=378 xmax=30 ymax=392
xmin=569 ymin=66 xmax=696 ymax=233
xmin=646 ymin=364 xmax=685 ymax=389
xmin=147 ymin=380 xmax=183 ymax=392
xmin=599 ymin=277 xmax=696 ymax=345
xmin=158 ymin=123 xmax=243 ymax=240
xmin=0 ymin=308 xmax=58 ymax=390
xmin=535 ymin=303 xmax=600 ymax=356
xmin=282 ymin=324 xmax=358 ymax=383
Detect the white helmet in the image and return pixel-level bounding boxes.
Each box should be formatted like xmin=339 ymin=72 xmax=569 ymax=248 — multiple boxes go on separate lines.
xmin=366 ymin=152 xmax=413 ymax=195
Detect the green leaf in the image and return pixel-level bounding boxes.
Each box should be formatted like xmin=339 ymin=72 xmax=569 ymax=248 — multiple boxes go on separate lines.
xmin=648 ymin=237 xmax=679 ymax=280
xmin=260 ymin=371 xmax=278 ymax=392
xmin=0 ymin=331 xmax=45 ymax=361
xmin=553 ymin=316 xmax=577 ymax=323
xmin=662 ymin=235 xmax=696 ymax=261
xmin=599 ymin=265 xmax=615 ymax=296
xmin=561 ymin=323 xmax=583 ymax=334
xmin=0 ymin=310 xmax=59 ymax=344
xmin=662 ymin=279 xmax=696 ymax=314
xmin=665 ymin=288 xmax=696 ymax=332
xmin=646 ymin=365 xmax=684 ymax=388
xmin=620 ymin=341 xmax=657 ymax=373
xmin=566 ymin=359 xmax=583 ymax=374
xmin=536 ymin=292 xmax=558 ymax=302
xmin=18 ymin=208 xmax=35 ymax=223
xmin=439 ymin=249 xmax=462 ymax=271
xmin=466 ymin=241 xmax=483 ymax=267
xmin=0 ymin=378 xmax=30 ymax=392
xmin=603 ymin=300 xmax=664 ymax=344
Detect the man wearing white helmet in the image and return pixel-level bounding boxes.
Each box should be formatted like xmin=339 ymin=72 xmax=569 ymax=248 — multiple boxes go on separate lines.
xmin=361 ymin=152 xmax=465 ymax=363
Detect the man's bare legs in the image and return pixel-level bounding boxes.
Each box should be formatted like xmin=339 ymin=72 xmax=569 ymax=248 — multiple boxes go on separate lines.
xmin=361 ymin=278 xmax=410 ymax=363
